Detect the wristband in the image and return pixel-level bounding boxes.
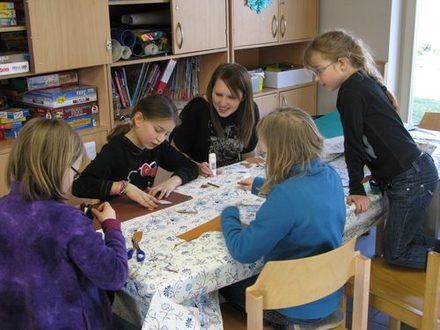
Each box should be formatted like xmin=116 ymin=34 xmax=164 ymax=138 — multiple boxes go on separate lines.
xmin=118 ymin=180 xmax=129 ymax=195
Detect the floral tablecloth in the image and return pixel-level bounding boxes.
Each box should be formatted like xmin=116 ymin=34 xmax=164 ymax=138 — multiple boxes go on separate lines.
xmin=112 ymin=160 xmax=387 ymax=330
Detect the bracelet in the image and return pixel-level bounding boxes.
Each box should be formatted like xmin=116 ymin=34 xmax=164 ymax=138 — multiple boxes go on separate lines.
xmin=118 ymin=180 xmax=129 ymax=196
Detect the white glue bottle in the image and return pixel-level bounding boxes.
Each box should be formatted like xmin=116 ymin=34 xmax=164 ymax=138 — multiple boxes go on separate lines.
xmin=209 ymin=153 xmax=217 ymax=177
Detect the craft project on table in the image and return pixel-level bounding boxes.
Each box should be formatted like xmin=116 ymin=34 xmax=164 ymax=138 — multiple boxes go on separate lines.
xmin=92 ymin=191 xmax=192 ymax=229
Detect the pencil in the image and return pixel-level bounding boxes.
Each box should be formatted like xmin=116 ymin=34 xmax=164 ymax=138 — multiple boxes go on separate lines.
xmin=207 ymin=182 xmax=220 ymax=188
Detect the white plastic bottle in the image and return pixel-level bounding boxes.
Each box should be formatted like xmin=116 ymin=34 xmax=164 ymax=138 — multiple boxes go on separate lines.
xmin=209 ymin=153 xmax=217 ymax=177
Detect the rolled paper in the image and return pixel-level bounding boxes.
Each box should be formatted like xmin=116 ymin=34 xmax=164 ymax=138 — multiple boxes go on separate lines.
xmin=121 ymin=46 xmax=132 ymax=60
xmin=132 ymin=42 xmax=145 ymax=57
xmin=111 ymin=29 xmax=136 ymax=48
xmin=143 ymin=43 xmax=159 ymax=56
xmin=121 ymin=10 xmax=170 ymax=26
xmin=111 ymin=39 xmax=123 ymax=62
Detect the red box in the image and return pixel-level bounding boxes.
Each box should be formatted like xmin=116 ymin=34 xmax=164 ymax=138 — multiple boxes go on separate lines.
xmin=31 ymin=102 xmax=98 ymax=120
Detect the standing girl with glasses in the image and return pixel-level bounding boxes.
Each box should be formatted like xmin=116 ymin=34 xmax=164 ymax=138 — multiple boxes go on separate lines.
xmin=72 ymin=94 xmax=198 ymax=209
xmin=0 ymin=118 xmax=128 ymax=329
xmin=220 ymin=108 xmax=346 ymax=329
xmin=304 ymin=30 xmax=439 ymax=269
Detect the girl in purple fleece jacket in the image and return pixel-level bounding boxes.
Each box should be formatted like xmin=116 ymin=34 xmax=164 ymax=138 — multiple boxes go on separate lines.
xmin=0 ymin=118 xmax=128 ymax=329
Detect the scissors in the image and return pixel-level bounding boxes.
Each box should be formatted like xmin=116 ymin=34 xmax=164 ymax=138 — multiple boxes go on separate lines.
xmin=127 ymin=231 xmax=146 ymax=262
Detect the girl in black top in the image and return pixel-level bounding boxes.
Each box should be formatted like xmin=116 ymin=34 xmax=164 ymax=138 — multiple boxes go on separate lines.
xmin=304 ymin=30 xmax=439 ymax=269
xmin=171 ymin=63 xmax=259 ymax=176
xmin=72 ymin=95 xmax=198 ymax=210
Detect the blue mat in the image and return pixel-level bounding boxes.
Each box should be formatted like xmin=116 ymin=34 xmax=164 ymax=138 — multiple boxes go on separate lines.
xmin=314 ymin=111 xmax=343 ymax=138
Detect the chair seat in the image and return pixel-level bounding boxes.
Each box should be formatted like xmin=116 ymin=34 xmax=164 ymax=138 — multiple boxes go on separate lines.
xmin=370 ymin=257 xmax=425 ymax=317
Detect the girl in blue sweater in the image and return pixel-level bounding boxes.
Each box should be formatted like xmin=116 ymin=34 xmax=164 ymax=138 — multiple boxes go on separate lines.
xmin=221 ymin=108 xmax=346 ymax=329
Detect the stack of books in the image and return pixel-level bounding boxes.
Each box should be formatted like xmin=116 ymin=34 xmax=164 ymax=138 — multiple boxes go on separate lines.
xmin=0 ymin=51 xmax=29 ymax=76
xmin=10 ymin=71 xmax=99 ymax=131
xmin=0 ymin=106 xmax=29 ymax=139
xmin=0 ymin=2 xmax=17 ymax=27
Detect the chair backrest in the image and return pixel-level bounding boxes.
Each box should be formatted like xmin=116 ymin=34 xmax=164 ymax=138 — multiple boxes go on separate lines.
xmin=418 ymin=112 xmax=440 ymax=131
xmin=369 ymin=250 xmax=440 ymax=330
xmin=245 ymin=238 xmax=371 ymax=330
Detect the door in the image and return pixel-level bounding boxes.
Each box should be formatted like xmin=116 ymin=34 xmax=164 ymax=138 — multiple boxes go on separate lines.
xmin=279 ymin=0 xmax=318 ymax=42
xmin=279 ymin=85 xmax=316 ymax=116
xmin=25 ymin=0 xmax=112 ymax=73
xmin=254 ymin=92 xmax=278 ymax=119
xmin=171 ymin=0 xmax=227 ymax=54
xmin=231 ymin=0 xmax=278 ymax=48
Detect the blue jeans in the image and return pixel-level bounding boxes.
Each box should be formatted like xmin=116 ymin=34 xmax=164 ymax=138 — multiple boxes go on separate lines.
xmin=382 ymin=152 xmax=438 ymax=269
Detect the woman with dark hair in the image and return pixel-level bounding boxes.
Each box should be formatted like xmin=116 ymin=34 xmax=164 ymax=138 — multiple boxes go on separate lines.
xmin=171 ymin=63 xmax=259 ymax=176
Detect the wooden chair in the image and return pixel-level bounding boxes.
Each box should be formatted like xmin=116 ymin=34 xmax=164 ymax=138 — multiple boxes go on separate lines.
xmin=366 ymin=251 xmax=440 ymax=329
xmin=418 ymin=112 xmax=440 ymax=131
xmin=245 ymin=238 xmax=371 ymax=330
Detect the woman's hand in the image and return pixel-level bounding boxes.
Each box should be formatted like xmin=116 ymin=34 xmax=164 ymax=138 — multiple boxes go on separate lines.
xmin=91 ymin=202 xmax=116 ymax=223
xmin=198 ymin=162 xmax=213 ymax=177
xmin=149 ymin=176 xmax=182 ymax=200
xmin=346 ymin=194 xmax=370 ymax=213
xmin=125 ymin=183 xmax=158 ymax=210
xmin=238 ymin=176 xmax=254 ymax=191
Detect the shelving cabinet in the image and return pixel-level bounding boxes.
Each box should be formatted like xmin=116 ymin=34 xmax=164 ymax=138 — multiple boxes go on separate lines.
xmin=230 ymin=0 xmax=318 ymax=116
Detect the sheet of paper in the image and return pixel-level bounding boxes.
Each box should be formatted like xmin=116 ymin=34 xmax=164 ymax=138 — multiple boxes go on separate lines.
xmin=323 ymin=136 xmax=345 ymax=154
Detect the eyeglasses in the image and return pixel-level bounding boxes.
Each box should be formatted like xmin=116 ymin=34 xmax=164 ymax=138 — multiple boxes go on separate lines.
xmin=308 ymin=62 xmax=334 ymax=77
xmin=71 ymin=166 xmax=81 ymax=180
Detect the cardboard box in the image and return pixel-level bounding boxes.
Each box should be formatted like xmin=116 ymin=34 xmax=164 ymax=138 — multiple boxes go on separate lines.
xmin=264 ymin=67 xmax=313 ymax=89
xmin=31 ymin=102 xmax=98 ymax=120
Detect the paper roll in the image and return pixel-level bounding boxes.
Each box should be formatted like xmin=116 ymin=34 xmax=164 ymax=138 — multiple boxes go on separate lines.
xmin=111 ymin=39 xmax=123 ymax=62
xmin=111 ymin=29 xmax=136 ymax=48
xmin=121 ymin=10 xmax=170 ymax=26
xmin=121 ymin=46 xmax=132 ymax=60
xmin=143 ymin=43 xmax=159 ymax=56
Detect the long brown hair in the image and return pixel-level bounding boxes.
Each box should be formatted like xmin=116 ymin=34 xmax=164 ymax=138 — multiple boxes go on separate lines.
xmin=7 ymin=118 xmax=84 ymax=201
xmin=108 ymin=94 xmax=180 ymax=140
xmin=258 ymin=108 xmax=323 ymax=196
xmin=206 ymin=63 xmax=255 ymax=146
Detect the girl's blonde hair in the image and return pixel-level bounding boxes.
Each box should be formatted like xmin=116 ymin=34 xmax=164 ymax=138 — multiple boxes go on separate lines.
xmin=206 ymin=63 xmax=256 ymax=146
xmin=7 ymin=118 xmax=84 ymax=201
xmin=258 ymin=107 xmax=323 ymax=196
xmin=304 ymin=29 xmax=384 ymax=84
xmin=108 ymin=94 xmax=180 ymax=140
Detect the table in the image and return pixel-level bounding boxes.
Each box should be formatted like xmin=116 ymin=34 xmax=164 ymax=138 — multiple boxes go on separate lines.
xmin=112 ymin=159 xmax=387 ymax=330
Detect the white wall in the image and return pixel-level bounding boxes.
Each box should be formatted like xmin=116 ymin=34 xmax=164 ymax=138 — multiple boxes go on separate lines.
xmin=317 ymin=0 xmax=394 ymax=114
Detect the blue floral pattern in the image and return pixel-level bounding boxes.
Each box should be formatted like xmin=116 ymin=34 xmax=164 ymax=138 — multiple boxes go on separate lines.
xmin=112 ymin=160 xmax=387 ymax=329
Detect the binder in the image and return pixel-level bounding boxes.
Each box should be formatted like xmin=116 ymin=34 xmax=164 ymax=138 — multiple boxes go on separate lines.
xmin=154 ymin=59 xmax=177 ymax=94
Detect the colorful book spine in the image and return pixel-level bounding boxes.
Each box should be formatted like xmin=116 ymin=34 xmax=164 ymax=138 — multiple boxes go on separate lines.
xmin=31 ymin=102 xmax=98 ymax=120
xmin=21 ymin=85 xmax=97 ymax=109
xmin=113 ymin=71 xmax=127 ymax=108
xmin=0 ymin=61 xmax=29 ymax=76
xmin=25 ymin=71 xmax=78 ymax=91
xmin=154 ymin=59 xmax=177 ymax=94
xmin=0 ymin=3 xmax=14 ymax=10
xmin=64 ymin=114 xmax=95 ymax=131
xmin=0 ymin=52 xmax=28 ymax=64
xmin=0 ymin=17 xmax=16 ymax=26
xmin=0 ymin=107 xmax=30 ymax=120
xmin=0 ymin=9 xmax=15 ymax=18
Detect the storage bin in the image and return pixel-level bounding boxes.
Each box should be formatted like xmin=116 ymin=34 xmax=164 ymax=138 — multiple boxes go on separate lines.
xmin=264 ymin=66 xmax=313 ymax=89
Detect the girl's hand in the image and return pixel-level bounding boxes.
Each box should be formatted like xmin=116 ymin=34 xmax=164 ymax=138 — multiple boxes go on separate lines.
xmin=91 ymin=202 xmax=116 ymax=223
xmin=149 ymin=176 xmax=182 ymax=200
xmin=125 ymin=183 xmax=158 ymax=210
xmin=198 ymin=162 xmax=213 ymax=177
xmin=346 ymin=194 xmax=370 ymax=213
xmin=238 ymin=176 xmax=254 ymax=191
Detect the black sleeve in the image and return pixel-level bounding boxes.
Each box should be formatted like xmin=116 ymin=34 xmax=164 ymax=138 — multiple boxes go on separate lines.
xmin=337 ymin=88 xmax=368 ymax=196
xmin=156 ymin=141 xmax=199 ymax=184
xmin=171 ymin=97 xmax=209 ymax=162
xmin=72 ymin=143 xmax=119 ymax=200
xmin=242 ymin=102 xmax=260 ymax=154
